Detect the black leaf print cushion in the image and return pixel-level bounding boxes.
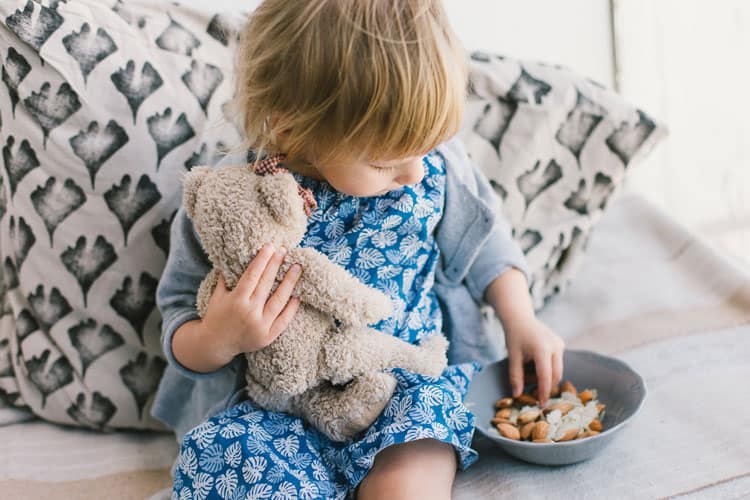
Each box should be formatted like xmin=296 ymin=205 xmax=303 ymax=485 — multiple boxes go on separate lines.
xmin=110 ymin=60 xmax=164 ymax=124
xmin=2 ymin=47 xmax=32 ymax=116
xmin=3 ymin=136 xmax=40 ymax=196
xmin=62 ymin=22 xmax=118 ymax=84
xmin=24 ymin=81 xmax=82 ymax=148
xmin=0 ymin=0 xmax=242 ymax=430
xmin=460 ymin=52 xmax=666 ymax=311
xmin=30 ymin=176 xmax=87 ymax=245
xmin=69 ymin=120 xmax=129 ymax=189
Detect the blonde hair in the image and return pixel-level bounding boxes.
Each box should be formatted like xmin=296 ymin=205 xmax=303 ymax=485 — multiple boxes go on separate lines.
xmin=231 ymin=0 xmax=467 ymax=164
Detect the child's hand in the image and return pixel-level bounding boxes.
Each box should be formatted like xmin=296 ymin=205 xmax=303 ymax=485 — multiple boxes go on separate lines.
xmin=504 ymin=317 xmax=565 ymax=407
xmin=485 ymin=268 xmax=565 ymax=407
xmin=201 ymin=244 xmax=302 ymax=364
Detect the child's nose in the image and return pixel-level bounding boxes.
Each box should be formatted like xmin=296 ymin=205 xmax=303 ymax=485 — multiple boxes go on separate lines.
xmin=396 ymin=159 xmax=425 ymax=186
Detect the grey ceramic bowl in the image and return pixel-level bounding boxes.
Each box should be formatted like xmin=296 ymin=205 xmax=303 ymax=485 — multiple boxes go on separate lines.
xmin=465 ymin=349 xmax=647 ymax=466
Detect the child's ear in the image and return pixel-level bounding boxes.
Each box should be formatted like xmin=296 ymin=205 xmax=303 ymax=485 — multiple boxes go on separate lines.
xmin=182 ymin=166 xmax=212 ymax=219
xmin=269 ymin=113 xmax=293 ymax=145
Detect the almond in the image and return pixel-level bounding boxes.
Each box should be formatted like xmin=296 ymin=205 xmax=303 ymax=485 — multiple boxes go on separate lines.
xmin=517 ymin=409 xmax=541 ymax=425
xmin=532 ymin=421 xmax=549 ymax=441
xmin=579 ymin=430 xmax=600 ymax=438
xmin=495 ymin=408 xmax=512 ymax=419
xmin=495 ymin=397 xmax=514 ymax=409
xmin=497 ymin=423 xmax=521 ymax=440
xmin=589 ymin=419 xmax=603 ymax=432
xmin=520 ymin=422 xmax=536 ymax=440
xmin=596 ymin=403 xmax=606 ymax=413
xmin=515 ymin=393 xmax=538 ymax=406
xmin=578 ymin=389 xmax=594 ymax=404
xmin=561 ymin=380 xmax=577 ymax=396
xmin=491 ymin=417 xmax=512 ymax=426
xmin=555 ymin=428 xmax=578 ymax=442
xmin=533 ymin=438 xmax=553 ymax=443
xmin=543 ymin=402 xmax=574 ymax=415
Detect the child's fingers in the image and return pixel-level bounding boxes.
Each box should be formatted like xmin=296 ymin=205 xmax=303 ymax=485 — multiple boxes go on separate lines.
xmin=263 ymin=264 xmax=301 ymax=318
xmin=551 ymin=350 xmax=564 ymax=388
xmin=268 ymin=297 xmax=300 ymax=339
xmin=213 ymin=272 xmax=231 ymax=299
xmin=215 ymin=271 xmax=226 ymax=291
xmin=235 ymin=244 xmax=276 ymax=297
xmin=534 ymin=352 xmax=553 ymax=406
xmin=250 ymin=247 xmax=287 ymax=304
xmin=508 ymin=350 xmax=524 ymax=398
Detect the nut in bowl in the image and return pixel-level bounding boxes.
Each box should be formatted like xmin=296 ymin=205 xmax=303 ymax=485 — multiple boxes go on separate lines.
xmin=464 ymin=349 xmax=647 ymax=466
xmin=490 ymin=380 xmax=605 ymax=443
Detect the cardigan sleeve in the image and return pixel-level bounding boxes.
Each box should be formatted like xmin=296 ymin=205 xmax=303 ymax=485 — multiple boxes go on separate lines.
xmin=155 ymin=205 xmax=225 ymax=379
xmin=449 ymin=140 xmax=531 ymax=305
xmin=156 ymin=153 xmax=248 ymax=379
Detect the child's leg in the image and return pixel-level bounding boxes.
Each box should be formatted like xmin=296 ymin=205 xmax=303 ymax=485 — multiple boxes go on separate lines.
xmin=172 ymin=400 xmax=348 ymax=498
xmin=356 ymin=439 xmax=457 ymax=500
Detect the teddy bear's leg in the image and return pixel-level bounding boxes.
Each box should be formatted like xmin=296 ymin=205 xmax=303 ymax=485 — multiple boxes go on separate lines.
xmin=285 ymin=247 xmax=393 ymax=327
xmin=297 ymin=372 xmax=398 ymax=442
xmin=321 ymin=328 xmax=449 ymax=385
xmin=245 ymin=306 xmax=332 ymax=398
xmin=244 ymin=368 xmax=294 ymax=414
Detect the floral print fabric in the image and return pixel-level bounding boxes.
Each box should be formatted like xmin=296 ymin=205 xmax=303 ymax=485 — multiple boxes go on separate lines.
xmin=173 ymin=151 xmax=479 ymax=499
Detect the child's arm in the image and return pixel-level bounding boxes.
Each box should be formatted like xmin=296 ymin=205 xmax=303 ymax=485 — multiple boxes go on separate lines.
xmin=445 ymin=138 xmax=565 ymax=407
xmin=156 ymin=205 xmax=218 ymax=378
xmin=168 ymin=242 xmax=301 ymax=374
xmin=156 ymin=208 xmax=300 ymax=378
xmin=158 ymin=193 xmax=301 ymax=377
xmin=473 ymin=199 xmax=565 ymax=407
xmin=484 ymin=268 xmax=564 ymax=407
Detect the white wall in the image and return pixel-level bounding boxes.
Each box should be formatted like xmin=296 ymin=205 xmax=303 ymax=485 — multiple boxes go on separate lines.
xmin=177 ymin=0 xmax=615 ymax=88
xmin=614 ymin=0 xmax=750 ymax=266
xmin=443 ymin=0 xmax=614 ymax=88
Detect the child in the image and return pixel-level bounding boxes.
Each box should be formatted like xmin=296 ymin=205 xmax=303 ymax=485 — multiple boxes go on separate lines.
xmin=151 ymin=0 xmax=566 ymax=498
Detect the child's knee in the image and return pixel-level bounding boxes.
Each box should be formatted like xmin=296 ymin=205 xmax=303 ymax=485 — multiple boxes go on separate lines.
xmin=357 ymin=440 xmax=456 ymax=500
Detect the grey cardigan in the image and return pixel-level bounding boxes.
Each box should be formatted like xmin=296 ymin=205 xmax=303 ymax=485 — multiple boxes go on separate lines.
xmin=150 ymin=137 xmax=529 ymax=440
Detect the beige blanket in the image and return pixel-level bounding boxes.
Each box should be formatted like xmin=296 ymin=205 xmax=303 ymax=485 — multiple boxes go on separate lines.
xmin=2 ymin=191 xmax=749 ymax=499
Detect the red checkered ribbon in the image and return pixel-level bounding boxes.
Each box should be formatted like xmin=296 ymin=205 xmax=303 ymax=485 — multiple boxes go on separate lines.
xmin=252 ymin=154 xmax=318 ymax=217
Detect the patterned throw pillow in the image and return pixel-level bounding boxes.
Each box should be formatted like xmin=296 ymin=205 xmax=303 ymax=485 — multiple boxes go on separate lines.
xmin=0 ymin=0 xmax=243 ymax=429
xmin=460 ymin=52 xmax=667 ymax=310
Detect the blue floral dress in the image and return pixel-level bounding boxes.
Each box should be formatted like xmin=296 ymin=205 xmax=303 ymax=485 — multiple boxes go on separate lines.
xmin=172 ymin=151 xmax=479 ymax=500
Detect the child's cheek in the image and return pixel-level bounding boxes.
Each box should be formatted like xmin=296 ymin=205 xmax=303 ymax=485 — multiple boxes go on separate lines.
xmin=331 ymin=170 xmax=384 ymax=197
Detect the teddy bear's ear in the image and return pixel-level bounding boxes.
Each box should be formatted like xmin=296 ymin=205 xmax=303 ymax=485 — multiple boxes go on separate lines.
xmin=182 ymin=166 xmax=212 ymax=219
xmin=256 ymin=173 xmax=299 ymax=223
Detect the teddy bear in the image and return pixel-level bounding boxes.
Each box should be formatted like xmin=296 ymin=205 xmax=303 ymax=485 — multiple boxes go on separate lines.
xmin=182 ymin=162 xmax=449 ymax=441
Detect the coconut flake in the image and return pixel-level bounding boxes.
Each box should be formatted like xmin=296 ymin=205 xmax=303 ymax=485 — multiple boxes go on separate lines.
xmin=509 ymin=407 xmax=520 ymax=424
xmin=561 ymin=391 xmax=581 ymax=404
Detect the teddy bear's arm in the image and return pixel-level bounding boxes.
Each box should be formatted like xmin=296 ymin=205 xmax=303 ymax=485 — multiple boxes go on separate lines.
xmin=283 ymin=247 xmax=392 ymax=326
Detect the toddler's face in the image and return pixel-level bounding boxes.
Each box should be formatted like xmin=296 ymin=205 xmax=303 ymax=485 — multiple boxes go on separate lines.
xmin=288 ymin=153 xmax=426 ymax=198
